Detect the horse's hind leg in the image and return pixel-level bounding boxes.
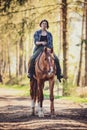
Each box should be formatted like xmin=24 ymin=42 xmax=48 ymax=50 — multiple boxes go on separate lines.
xmin=30 ymin=79 xmax=37 ymax=115
xmin=37 ymin=81 xmax=44 ymax=117
xmin=49 ymin=78 xmax=55 ymax=117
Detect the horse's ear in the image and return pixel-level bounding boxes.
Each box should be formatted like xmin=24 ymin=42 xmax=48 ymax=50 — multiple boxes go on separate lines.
xmin=44 ymin=47 xmax=47 ymax=52
xmin=51 ymin=48 xmax=53 ymax=53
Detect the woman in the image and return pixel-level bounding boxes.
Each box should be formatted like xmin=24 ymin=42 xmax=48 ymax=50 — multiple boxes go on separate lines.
xmin=27 ymin=19 xmax=63 ymax=82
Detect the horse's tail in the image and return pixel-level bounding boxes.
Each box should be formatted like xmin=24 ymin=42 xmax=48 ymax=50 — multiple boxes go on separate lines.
xmin=33 ymin=79 xmax=38 ymax=99
xmin=30 ymin=78 xmax=38 ymax=102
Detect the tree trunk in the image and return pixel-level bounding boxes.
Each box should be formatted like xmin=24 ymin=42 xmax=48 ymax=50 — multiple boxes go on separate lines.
xmin=19 ymin=19 xmax=25 ymax=76
xmin=2 ymin=44 xmax=4 ymax=74
xmin=24 ymin=47 xmax=27 ymax=73
xmin=19 ymin=36 xmax=25 ymax=75
xmin=85 ymin=1 xmax=87 ymax=86
xmin=0 ymin=44 xmax=3 ymax=74
xmin=0 ymin=43 xmax=5 ymax=74
xmin=4 ymin=44 xmax=7 ymax=75
xmin=62 ymin=0 xmax=68 ymax=80
xmin=77 ymin=6 xmax=85 ymax=86
xmin=16 ymin=41 xmax=19 ymax=77
xmin=7 ymin=42 xmax=11 ymax=78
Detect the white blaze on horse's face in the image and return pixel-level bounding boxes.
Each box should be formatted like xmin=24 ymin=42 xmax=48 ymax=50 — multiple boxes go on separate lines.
xmin=48 ymin=56 xmax=53 ymax=75
xmin=50 ymin=66 xmax=53 ymax=72
xmin=48 ymin=56 xmax=50 ymax=61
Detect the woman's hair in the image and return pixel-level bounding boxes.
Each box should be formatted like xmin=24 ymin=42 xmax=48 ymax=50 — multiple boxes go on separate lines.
xmin=39 ymin=19 xmax=49 ymax=29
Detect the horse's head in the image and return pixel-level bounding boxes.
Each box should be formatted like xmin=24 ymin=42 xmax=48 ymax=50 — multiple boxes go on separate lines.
xmin=42 ymin=47 xmax=55 ymax=75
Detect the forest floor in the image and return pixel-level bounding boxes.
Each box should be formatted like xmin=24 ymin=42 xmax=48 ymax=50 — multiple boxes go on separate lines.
xmin=0 ymin=87 xmax=87 ymax=130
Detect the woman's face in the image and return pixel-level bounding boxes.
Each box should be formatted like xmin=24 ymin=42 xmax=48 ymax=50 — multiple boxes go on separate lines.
xmin=41 ymin=21 xmax=47 ymax=30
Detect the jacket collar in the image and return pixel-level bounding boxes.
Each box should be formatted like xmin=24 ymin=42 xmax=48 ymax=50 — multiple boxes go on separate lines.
xmin=38 ymin=29 xmax=49 ymax=41
xmin=38 ymin=29 xmax=48 ymax=34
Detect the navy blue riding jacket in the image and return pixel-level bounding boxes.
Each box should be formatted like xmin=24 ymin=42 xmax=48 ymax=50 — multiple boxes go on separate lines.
xmin=33 ymin=29 xmax=53 ymax=52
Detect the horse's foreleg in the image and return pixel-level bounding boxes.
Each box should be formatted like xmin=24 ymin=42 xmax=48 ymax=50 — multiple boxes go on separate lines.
xmin=30 ymin=80 xmax=36 ymax=115
xmin=31 ymin=99 xmax=35 ymax=115
xmin=37 ymin=80 xmax=44 ymax=117
xmin=49 ymin=78 xmax=55 ymax=116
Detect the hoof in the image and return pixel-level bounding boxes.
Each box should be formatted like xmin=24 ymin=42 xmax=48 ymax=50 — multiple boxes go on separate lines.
xmin=31 ymin=112 xmax=35 ymax=116
xmin=51 ymin=114 xmax=56 ymax=118
xmin=31 ymin=108 xmax=35 ymax=116
xmin=38 ymin=111 xmax=44 ymax=117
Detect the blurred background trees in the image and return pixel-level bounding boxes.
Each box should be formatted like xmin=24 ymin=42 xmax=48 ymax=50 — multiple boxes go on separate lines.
xmin=0 ymin=0 xmax=87 ymax=89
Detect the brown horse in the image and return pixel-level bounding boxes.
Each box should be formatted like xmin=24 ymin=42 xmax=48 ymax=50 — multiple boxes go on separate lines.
xmin=30 ymin=47 xmax=56 ymax=117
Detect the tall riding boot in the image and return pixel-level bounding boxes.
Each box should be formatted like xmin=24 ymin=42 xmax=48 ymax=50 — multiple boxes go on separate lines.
xmin=27 ymin=59 xmax=35 ymax=80
xmin=54 ymin=55 xmax=63 ymax=82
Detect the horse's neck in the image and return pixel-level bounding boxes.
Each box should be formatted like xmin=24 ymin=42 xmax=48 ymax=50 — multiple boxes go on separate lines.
xmin=35 ymin=52 xmax=43 ymax=62
xmin=39 ymin=52 xmax=45 ymax=64
xmin=38 ymin=52 xmax=46 ymax=67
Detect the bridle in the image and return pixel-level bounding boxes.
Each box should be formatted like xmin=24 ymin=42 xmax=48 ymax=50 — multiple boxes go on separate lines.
xmin=37 ymin=50 xmax=55 ymax=75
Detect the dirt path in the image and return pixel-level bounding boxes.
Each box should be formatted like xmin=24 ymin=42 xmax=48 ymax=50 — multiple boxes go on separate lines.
xmin=0 ymin=88 xmax=87 ymax=130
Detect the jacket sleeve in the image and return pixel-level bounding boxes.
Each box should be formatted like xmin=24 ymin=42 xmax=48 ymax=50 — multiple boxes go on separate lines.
xmin=47 ymin=33 xmax=53 ymax=48
xmin=34 ymin=31 xmax=39 ymax=46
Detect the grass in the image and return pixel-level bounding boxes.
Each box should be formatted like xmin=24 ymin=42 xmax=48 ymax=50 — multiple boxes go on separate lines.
xmin=0 ymin=84 xmax=30 ymax=97
xmin=0 ymin=76 xmax=87 ymax=103
xmin=0 ymin=83 xmax=87 ymax=103
xmin=61 ymin=96 xmax=87 ymax=103
xmin=44 ymin=93 xmax=87 ymax=103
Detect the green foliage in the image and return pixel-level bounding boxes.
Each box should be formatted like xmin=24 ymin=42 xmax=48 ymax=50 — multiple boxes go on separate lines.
xmin=0 ymin=0 xmax=86 ymax=92
xmin=5 ymin=75 xmax=29 ymax=86
xmin=0 ymin=84 xmax=29 ymax=96
xmin=76 ymin=39 xmax=87 ymax=46
xmin=83 ymin=39 xmax=87 ymax=44
xmin=2 ymin=0 xmax=12 ymax=12
xmin=61 ymin=96 xmax=87 ymax=103
xmin=44 ymin=93 xmax=62 ymax=99
xmin=17 ymin=0 xmax=28 ymax=5
xmin=63 ymin=80 xmax=77 ymax=96
xmin=0 ymin=83 xmax=87 ymax=103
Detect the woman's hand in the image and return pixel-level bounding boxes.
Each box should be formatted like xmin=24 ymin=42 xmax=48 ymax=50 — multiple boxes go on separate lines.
xmin=36 ymin=41 xmax=47 ymax=46
xmin=42 ymin=41 xmax=47 ymax=45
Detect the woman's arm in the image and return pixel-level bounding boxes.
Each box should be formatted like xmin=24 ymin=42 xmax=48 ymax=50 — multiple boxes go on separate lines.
xmin=34 ymin=31 xmax=47 ymax=46
xmin=47 ymin=32 xmax=53 ymax=48
xmin=36 ymin=41 xmax=47 ymax=46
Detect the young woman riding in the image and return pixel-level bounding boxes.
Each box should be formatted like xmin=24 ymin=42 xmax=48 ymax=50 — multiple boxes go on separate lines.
xmin=27 ymin=19 xmax=63 ymax=82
